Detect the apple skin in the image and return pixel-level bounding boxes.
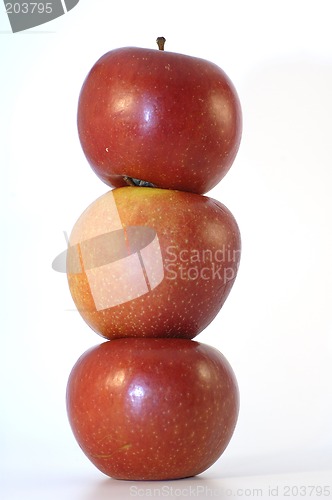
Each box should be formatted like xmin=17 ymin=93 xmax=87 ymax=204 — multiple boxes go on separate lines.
xmin=66 ymin=338 xmax=239 ymax=480
xmin=77 ymin=46 xmax=242 ymax=194
xmin=66 ymin=186 xmax=241 ymax=340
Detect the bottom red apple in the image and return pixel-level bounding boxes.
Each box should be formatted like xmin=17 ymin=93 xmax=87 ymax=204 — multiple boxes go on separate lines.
xmin=66 ymin=338 xmax=239 ymax=480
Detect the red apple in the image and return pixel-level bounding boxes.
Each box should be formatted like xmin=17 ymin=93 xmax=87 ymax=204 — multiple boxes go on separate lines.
xmin=77 ymin=40 xmax=242 ymax=194
xmin=66 ymin=338 xmax=239 ymax=480
xmin=66 ymin=186 xmax=241 ymax=340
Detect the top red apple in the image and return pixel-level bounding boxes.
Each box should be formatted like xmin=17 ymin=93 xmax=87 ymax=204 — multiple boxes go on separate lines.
xmin=77 ymin=38 xmax=242 ymax=194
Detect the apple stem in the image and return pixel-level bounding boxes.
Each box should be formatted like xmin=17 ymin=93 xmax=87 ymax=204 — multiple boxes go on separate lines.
xmin=123 ymin=176 xmax=156 ymax=188
xmin=156 ymin=37 xmax=166 ymax=51
xmin=123 ymin=176 xmax=136 ymax=186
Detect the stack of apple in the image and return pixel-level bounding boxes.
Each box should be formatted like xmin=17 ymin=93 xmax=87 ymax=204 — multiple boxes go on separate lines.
xmin=66 ymin=38 xmax=242 ymax=481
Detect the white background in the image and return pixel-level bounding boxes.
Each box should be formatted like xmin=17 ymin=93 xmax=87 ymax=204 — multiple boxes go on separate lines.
xmin=1 ymin=1 xmax=331 ymax=498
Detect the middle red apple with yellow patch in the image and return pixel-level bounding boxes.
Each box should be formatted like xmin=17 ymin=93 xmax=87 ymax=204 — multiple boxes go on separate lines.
xmin=67 ymin=186 xmax=241 ymax=340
